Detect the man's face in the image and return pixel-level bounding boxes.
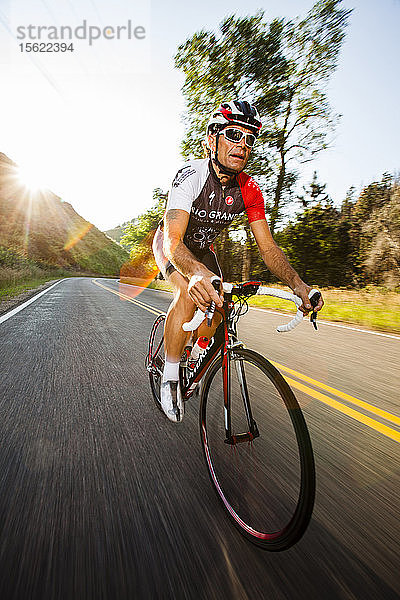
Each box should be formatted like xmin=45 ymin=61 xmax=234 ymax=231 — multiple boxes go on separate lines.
xmin=208 ymin=124 xmax=253 ymax=173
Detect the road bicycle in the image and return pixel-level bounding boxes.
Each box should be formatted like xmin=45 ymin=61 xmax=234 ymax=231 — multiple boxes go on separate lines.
xmin=146 ymin=280 xmax=320 ymax=551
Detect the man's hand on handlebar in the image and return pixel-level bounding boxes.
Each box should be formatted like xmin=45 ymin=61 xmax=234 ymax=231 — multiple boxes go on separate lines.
xmin=293 ymin=283 xmax=324 ymax=315
xmin=187 ymin=272 xmax=223 ymax=312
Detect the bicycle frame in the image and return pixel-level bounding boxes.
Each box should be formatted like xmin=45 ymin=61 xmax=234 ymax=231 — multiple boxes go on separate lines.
xmin=180 ymin=292 xmax=259 ymax=446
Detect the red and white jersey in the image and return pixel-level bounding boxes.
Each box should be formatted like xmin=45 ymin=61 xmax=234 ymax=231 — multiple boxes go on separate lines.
xmin=166 ymin=158 xmax=266 ymax=252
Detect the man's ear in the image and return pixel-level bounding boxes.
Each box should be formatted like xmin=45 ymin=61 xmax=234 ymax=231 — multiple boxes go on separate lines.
xmin=201 ymin=140 xmax=211 ymax=158
xmin=207 ymin=133 xmax=216 ymax=152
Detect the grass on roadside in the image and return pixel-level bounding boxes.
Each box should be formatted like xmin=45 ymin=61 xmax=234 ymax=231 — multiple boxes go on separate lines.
xmin=0 ymin=275 xmax=63 ymax=301
xmin=0 ymin=246 xmax=123 ymax=305
xmin=248 ymin=288 xmax=400 ymax=334
xmin=0 ymin=267 xmax=91 ymax=302
xmin=147 ymin=279 xmax=174 ymax=293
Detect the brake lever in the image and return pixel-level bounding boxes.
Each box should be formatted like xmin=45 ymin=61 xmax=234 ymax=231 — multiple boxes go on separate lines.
xmin=205 ymin=279 xmax=222 ymax=326
xmin=309 ymin=291 xmax=321 ymax=330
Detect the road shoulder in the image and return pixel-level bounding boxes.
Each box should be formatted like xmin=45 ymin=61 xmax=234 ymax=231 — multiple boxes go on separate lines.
xmin=0 ymin=279 xmax=62 ymax=317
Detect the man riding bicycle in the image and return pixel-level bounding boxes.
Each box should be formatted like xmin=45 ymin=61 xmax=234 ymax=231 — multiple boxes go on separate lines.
xmin=153 ymin=100 xmax=324 ymax=422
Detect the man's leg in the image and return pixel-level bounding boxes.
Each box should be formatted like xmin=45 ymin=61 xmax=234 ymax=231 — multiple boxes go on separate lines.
xmin=155 ymin=271 xmax=194 ymax=423
xmin=153 ymin=228 xmax=221 ymax=421
xmin=164 ymin=270 xmax=195 ymax=362
xmin=164 ymin=270 xmax=222 ymax=361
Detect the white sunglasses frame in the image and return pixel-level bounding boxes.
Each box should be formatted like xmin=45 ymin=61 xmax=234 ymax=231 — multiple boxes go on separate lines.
xmin=220 ymin=127 xmax=257 ymax=149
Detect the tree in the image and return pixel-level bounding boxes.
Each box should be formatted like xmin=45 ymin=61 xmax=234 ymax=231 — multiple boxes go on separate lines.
xmin=119 ymin=188 xmax=167 ymax=284
xmin=174 ymin=0 xmax=351 ymax=233
xmin=276 ymin=199 xmax=353 ymax=286
xmin=297 ymin=171 xmax=329 ymax=208
xmin=120 ymin=188 xmax=167 ymax=252
xmin=267 ymin=0 xmax=351 ymax=231
xmin=351 ymin=175 xmax=400 ymax=287
xmin=174 ymin=12 xmax=287 ymax=225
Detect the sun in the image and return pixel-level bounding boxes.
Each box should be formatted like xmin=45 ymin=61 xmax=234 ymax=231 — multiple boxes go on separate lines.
xmin=16 ymin=163 xmax=49 ymax=193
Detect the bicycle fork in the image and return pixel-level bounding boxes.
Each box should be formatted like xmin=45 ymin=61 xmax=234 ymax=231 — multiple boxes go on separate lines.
xmin=223 ymin=346 xmax=260 ymax=446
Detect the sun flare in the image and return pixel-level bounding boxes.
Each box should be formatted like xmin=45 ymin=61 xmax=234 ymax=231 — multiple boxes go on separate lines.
xmin=17 ymin=164 xmax=49 ymax=193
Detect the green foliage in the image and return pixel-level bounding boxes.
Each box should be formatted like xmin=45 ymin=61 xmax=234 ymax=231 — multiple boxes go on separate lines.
xmin=111 ymin=170 xmax=400 ymax=289
xmin=120 ymin=188 xmax=167 ymax=255
xmin=350 ymin=175 xmax=400 ymax=286
xmin=297 ymin=171 xmax=329 ymax=208
xmin=118 ymin=188 xmax=168 ymax=282
xmin=0 ymin=246 xmax=78 ymax=299
xmin=276 ymin=200 xmax=353 ymax=286
xmin=0 ymin=246 xmax=39 ymax=270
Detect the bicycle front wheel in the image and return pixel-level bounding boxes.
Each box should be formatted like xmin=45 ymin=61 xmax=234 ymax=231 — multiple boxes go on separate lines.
xmin=200 ymin=348 xmax=315 ymax=551
xmin=147 ymin=313 xmax=166 ymax=410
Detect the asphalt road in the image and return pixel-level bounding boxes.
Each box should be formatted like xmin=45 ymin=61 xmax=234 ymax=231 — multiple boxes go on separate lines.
xmin=0 ymin=277 xmax=399 ymax=600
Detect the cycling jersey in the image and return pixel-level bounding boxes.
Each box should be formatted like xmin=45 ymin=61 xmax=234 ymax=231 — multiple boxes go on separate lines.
xmin=165 ymin=158 xmax=266 ymax=253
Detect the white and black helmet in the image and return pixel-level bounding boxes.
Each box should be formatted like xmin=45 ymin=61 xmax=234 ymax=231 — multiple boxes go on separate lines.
xmin=207 ymin=100 xmax=262 ymax=137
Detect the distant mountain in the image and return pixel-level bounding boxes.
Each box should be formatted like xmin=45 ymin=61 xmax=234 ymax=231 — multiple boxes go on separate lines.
xmin=0 ymin=152 xmax=129 ymax=276
xmin=104 ymin=221 xmax=132 ymax=243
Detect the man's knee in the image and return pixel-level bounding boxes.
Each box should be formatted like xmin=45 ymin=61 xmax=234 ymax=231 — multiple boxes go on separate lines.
xmin=167 ymin=271 xmax=196 ymax=318
xmin=174 ymin=287 xmax=196 ymax=315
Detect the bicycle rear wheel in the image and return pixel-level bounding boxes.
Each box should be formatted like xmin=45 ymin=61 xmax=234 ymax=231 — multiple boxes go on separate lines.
xmin=200 ymin=348 xmax=315 ymax=551
xmin=146 ymin=314 xmax=166 ymax=410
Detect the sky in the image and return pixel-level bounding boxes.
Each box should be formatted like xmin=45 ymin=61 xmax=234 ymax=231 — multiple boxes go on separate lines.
xmin=0 ymin=0 xmax=399 ymax=231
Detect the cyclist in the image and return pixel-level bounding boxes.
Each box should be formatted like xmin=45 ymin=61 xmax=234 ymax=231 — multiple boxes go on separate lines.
xmin=153 ymin=100 xmax=324 ymax=422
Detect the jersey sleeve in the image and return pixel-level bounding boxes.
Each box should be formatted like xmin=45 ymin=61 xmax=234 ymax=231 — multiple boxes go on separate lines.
xmin=166 ymin=162 xmax=203 ymax=214
xmin=237 ymin=172 xmax=266 ymax=223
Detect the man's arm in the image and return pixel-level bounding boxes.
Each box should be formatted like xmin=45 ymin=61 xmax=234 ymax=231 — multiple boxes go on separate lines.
xmin=250 ymin=218 xmax=324 ymax=313
xmin=163 ymin=209 xmax=223 ymax=310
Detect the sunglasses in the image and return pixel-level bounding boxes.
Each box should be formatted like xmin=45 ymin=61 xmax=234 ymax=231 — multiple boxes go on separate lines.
xmin=220 ymin=127 xmax=257 ymax=148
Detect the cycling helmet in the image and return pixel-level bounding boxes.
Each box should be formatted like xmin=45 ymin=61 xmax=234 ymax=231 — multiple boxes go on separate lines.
xmin=207 ymin=100 xmax=262 ymax=137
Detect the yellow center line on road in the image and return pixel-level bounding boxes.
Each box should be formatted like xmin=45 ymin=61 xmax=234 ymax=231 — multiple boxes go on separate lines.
xmin=284 ymin=376 xmax=400 ymax=445
xmin=92 ymin=279 xmax=164 ymax=317
xmin=270 ymin=360 xmax=400 ymax=427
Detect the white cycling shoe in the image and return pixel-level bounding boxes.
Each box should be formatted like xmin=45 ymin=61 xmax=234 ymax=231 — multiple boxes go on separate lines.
xmin=160 ymin=380 xmax=184 ymax=423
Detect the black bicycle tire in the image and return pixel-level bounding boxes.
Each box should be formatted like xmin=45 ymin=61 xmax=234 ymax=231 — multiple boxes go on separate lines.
xmin=148 ymin=314 xmax=166 ymax=411
xmin=199 ymin=347 xmax=315 ymax=552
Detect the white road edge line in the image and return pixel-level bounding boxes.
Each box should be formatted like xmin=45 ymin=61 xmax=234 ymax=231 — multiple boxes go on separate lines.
xmin=0 ymin=279 xmax=64 ymax=325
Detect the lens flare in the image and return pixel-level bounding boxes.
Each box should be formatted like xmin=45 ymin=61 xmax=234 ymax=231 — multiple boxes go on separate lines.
xmin=64 ymin=222 xmax=93 ymax=251
xmin=119 ymin=231 xmax=159 ymax=298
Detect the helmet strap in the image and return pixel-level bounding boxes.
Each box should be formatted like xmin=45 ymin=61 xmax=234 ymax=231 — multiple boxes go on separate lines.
xmin=213 ymin=132 xmax=241 ymax=176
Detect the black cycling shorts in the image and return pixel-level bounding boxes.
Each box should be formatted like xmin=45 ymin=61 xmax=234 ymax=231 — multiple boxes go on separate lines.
xmin=165 ymin=247 xmax=222 ymax=279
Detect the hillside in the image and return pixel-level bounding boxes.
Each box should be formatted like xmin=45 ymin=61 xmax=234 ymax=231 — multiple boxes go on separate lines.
xmin=104 ymin=222 xmax=132 ymax=243
xmin=0 ymin=152 xmax=129 ymax=277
